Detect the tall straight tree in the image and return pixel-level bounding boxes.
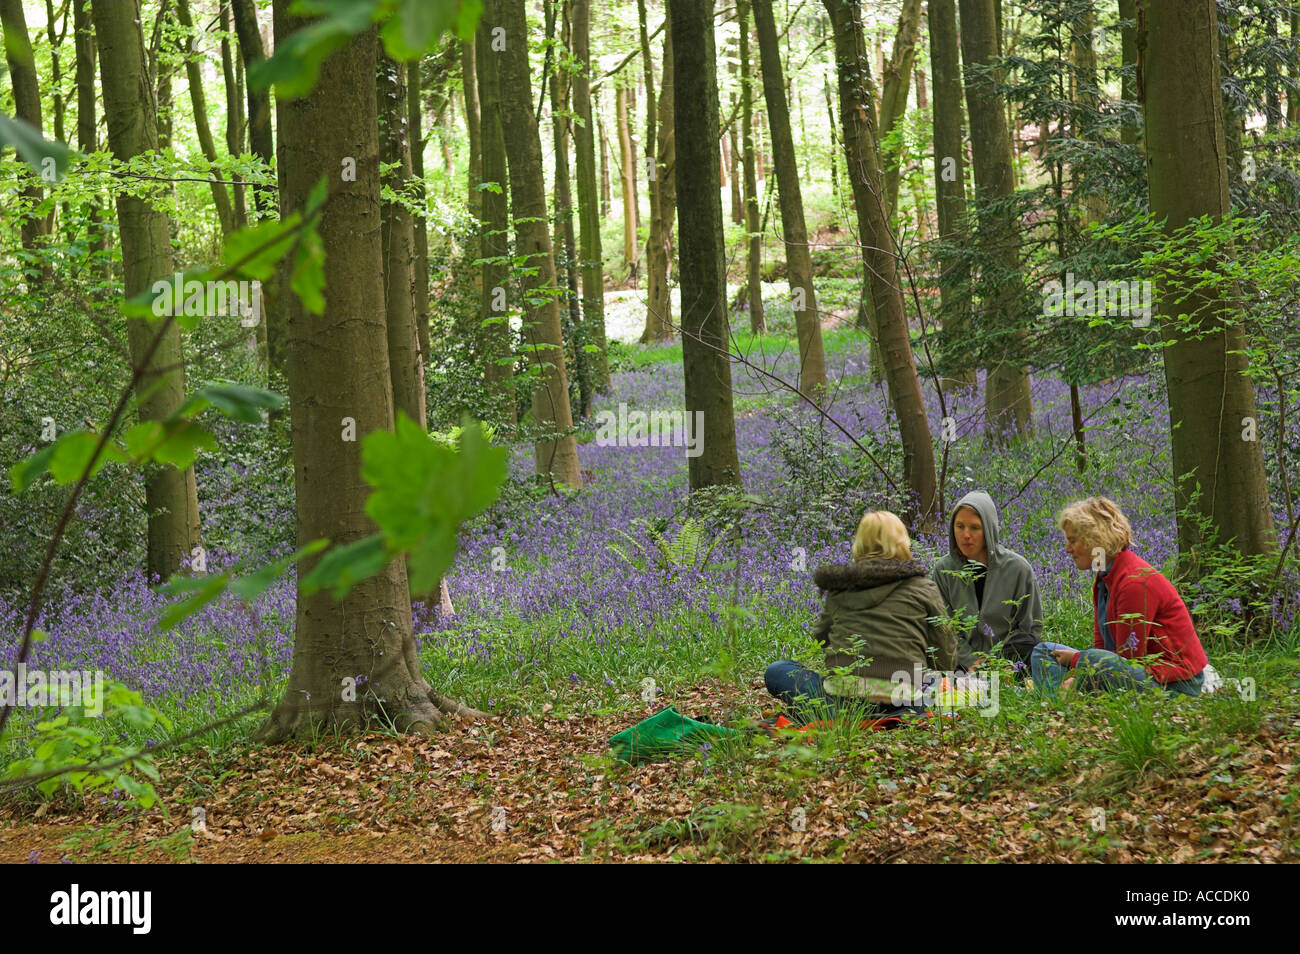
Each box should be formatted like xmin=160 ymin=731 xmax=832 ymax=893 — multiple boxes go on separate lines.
xmin=462 ymin=40 xmax=481 ymax=217
xmin=92 ymin=0 xmax=203 ymax=580
xmin=929 ymin=0 xmax=975 ymax=389
xmin=572 ymin=0 xmax=612 ymax=382
xmin=960 ymin=0 xmax=1032 ymax=439
xmin=492 ymin=0 xmax=583 ymax=489
xmin=408 ymin=56 xmax=430 ymax=366
xmin=476 ymin=19 xmax=515 ymax=423
xmin=640 ymin=6 xmax=676 ymax=345
xmin=176 ymin=0 xmax=237 ymax=236
xmin=1143 ymin=0 xmax=1276 ymax=563
xmin=824 ymin=0 xmax=939 ymax=525
xmin=753 ymin=0 xmax=827 ymax=397
xmin=616 ymin=84 xmax=638 ymax=275
xmin=879 ymin=0 xmax=923 ymax=223
xmin=2 ymin=0 xmax=52 ymax=272
xmin=1118 ymin=0 xmax=1139 ymax=146
xmin=219 ymin=1 xmax=248 ymax=229
xmin=378 ymin=55 xmax=425 ymax=428
xmin=668 ymin=0 xmax=741 ymax=489
xmin=739 ymin=0 xmax=765 ymax=333
xmin=73 ymin=0 xmax=106 ymax=266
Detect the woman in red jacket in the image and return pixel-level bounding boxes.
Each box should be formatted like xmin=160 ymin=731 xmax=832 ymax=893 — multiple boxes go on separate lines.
xmin=1031 ymin=497 xmax=1208 ymax=696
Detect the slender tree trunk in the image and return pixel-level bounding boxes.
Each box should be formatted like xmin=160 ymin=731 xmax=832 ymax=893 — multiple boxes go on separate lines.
xmin=598 ymin=90 xmax=611 ymax=216
xmin=1 ymin=0 xmax=52 ymax=275
xmin=92 ymin=0 xmax=203 ymax=581
xmin=668 ymin=0 xmax=742 ymax=490
xmin=753 ymin=0 xmax=827 ymax=396
xmin=220 ymin=1 xmax=248 ymax=229
xmin=73 ymin=0 xmax=105 ymax=267
xmin=1290 ymin=7 xmax=1300 ymax=124
xmin=641 ymin=10 xmax=676 ymax=345
xmin=572 ymin=0 xmax=611 ymax=385
xmin=880 ymin=0 xmax=923 ymax=224
xmin=550 ymin=0 xmax=588 ymax=419
xmin=727 ymin=123 xmax=743 ymax=224
xmin=476 ymin=19 xmax=516 ymax=425
xmin=492 ymin=0 xmax=583 ymax=488
xmin=928 ymin=0 xmax=975 ymax=391
xmin=824 ymin=0 xmax=940 ymax=526
xmin=616 ymin=85 xmax=638 ymax=277
xmin=1119 ymin=0 xmax=1139 ymax=145
xmin=463 ymin=41 xmax=482 ymax=218
xmin=1143 ymin=0 xmax=1276 ymax=564
xmin=409 ymin=57 xmax=430 ymax=368
xmin=960 ymin=0 xmax=1033 ymax=439
xmin=825 ymin=73 xmax=840 ymax=228
xmin=176 ymin=0 xmax=237 ymax=237
xmin=739 ymin=0 xmax=765 ymax=333
xmin=1217 ymin=7 xmax=1244 ymax=190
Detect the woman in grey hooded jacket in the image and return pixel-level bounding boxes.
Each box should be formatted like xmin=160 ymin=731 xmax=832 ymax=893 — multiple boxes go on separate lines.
xmin=929 ymin=491 xmax=1042 ymax=669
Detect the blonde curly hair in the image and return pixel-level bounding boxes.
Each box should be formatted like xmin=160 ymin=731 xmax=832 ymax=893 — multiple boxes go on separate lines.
xmin=1057 ymin=497 xmax=1133 ymax=558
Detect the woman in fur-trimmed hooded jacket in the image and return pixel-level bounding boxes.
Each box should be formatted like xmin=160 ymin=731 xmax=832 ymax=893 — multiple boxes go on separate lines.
xmin=764 ymin=511 xmax=956 ymax=722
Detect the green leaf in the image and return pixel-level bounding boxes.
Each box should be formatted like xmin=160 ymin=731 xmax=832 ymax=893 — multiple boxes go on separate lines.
xmin=158 ymin=575 xmax=230 ymax=630
xmin=379 ymin=0 xmax=457 ymax=60
xmin=229 ymin=539 xmax=329 ymax=600
xmin=47 ymin=431 xmax=127 ymax=484
xmin=190 ymin=383 xmax=287 ymax=424
xmin=9 ymin=442 xmax=58 ymax=493
xmin=223 ymin=218 xmax=301 ymax=282
xmin=0 ymin=113 xmax=77 ymax=179
xmin=248 ymin=0 xmax=381 ymax=100
xmin=290 ymin=223 xmax=326 ymax=314
xmin=152 ymin=421 xmax=218 ymax=469
xmin=122 ymin=421 xmax=166 ymax=462
xmin=300 ymin=534 xmax=390 ymax=599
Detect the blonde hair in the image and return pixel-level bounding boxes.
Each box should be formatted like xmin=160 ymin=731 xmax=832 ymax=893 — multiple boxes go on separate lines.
xmin=852 ymin=510 xmax=913 ymax=562
xmin=1057 ymin=496 xmax=1133 ymax=557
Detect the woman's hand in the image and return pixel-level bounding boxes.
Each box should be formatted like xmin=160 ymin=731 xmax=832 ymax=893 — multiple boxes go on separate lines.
xmin=1050 ymin=647 xmax=1079 ymax=667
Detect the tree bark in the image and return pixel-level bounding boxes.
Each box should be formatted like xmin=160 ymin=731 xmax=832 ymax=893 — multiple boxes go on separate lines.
xmin=753 ymin=0 xmax=827 ymax=396
xmin=92 ymin=0 xmax=203 ymax=581
xmin=598 ymin=88 xmax=611 ymax=216
xmin=641 ymin=7 xmax=676 ymax=345
xmin=668 ymin=0 xmax=742 ymax=490
xmin=463 ymin=40 xmax=482 ymax=218
xmin=960 ymin=0 xmax=1033 ymax=440
xmin=1 ymin=0 xmax=52 ymax=272
xmin=408 ymin=57 xmax=430 ymax=368
xmin=616 ymin=85 xmax=638 ymax=277
xmin=1119 ymin=0 xmax=1140 ymax=145
xmin=1142 ymin=0 xmax=1276 ymax=564
xmin=220 ymin=1 xmax=248 ymax=229
xmin=880 ymin=0 xmax=923 ymax=224
xmin=476 ymin=20 xmax=516 ymax=425
xmin=493 ymin=0 xmax=583 ymax=488
xmin=727 ymin=122 xmax=743 ymax=224
xmin=176 ymin=0 xmax=237 ymax=237
xmin=824 ymin=0 xmax=940 ymax=526
xmin=572 ymin=0 xmax=612 ymax=384
xmin=739 ymin=0 xmax=765 ymax=334
xmin=928 ymin=0 xmax=975 ymax=390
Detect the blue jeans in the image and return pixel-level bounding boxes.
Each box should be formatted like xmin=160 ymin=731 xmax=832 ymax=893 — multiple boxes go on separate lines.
xmin=1030 ymin=642 xmax=1203 ymax=697
xmin=764 ymin=660 xmax=926 ymax=723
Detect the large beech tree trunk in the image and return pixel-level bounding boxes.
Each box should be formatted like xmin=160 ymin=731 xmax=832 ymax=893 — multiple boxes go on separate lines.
xmin=959 ymin=0 xmax=1033 ymax=439
xmin=1142 ymin=0 xmax=1276 ymax=564
xmin=492 ymin=0 xmax=583 ymax=488
xmin=753 ymin=0 xmax=827 ymax=397
xmin=573 ymin=0 xmax=612 ymax=381
xmin=668 ymin=0 xmax=741 ymax=490
xmin=824 ymin=0 xmax=939 ymax=526
xmin=476 ymin=20 xmax=516 ymax=424
xmin=92 ymin=0 xmax=203 ymax=581
xmin=928 ymin=0 xmax=975 ymax=390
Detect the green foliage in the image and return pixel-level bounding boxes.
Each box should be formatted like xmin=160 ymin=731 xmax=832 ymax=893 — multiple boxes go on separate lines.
xmin=609 ymin=517 xmax=726 ymax=577
xmin=4 ymin=682 xmax=171 ymax=810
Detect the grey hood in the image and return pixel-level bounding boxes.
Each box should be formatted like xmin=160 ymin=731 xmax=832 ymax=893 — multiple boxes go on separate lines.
xmin=946 ymin=490 xmax=1006 ymax=568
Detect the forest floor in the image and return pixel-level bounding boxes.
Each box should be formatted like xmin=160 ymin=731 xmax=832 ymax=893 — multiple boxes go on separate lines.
xmin=2 ymin=676 xmax=1297 ymax=863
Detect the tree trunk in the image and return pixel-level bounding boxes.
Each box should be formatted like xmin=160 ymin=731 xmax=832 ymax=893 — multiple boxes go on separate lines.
xmin=753 ymin=0 xmax=827 ymax=396
xmin=598 ymin=89 xmax=611 ymax=216
xmin=476 ymin=19 xmax=516 ymax=425
xmin=378 ymin=55 xmax=426 ymax=431
xmin=1119 ymin=0 xmax=1139 ymax=145
xmin=668 ymin=0 xmax=742 ymax=490
xmin=824 ymin=0 xmax=940 ymax=526
xmin=824 ymin=73 xmax=840 ymax=228
xmin=1 ymin=0 xmax=52 ymax=274
xmin=493 ymin=0 xmax=583 ymax=489
xmin=176 ymin=0 xmax=237 ymax=237
xmin=257 ymin=12 xmax=451 ymax=741
xmin=1217 ymin=7 xmax=1244 ymax=191
xmin=739 ymin=0 xmax=765 ymax=334
xmin=928 ymin=0 xmax=975 ymax=391
xmin=1290 ymin=6 xmax=1300 ymax=124
xmin=1142 ymin=0 xmax=1276 ymax=564
xmin=220 ymin=1 xmax=248 ymax=229
xmin=73 ymin=0 xmax=105 ymax=267
xmin=616 ymin=85 xmax=638 ymax=277
xmin=641 ymin=9 xmax=676 ymax=346
xmin=409 ymin=57 xmax=430 ymax=368
xmin=879 ymin=0 xmax=923 ymax=224
xmin=92 ymin=0 xmax=203 ymax=581
xmin=572 ymin=0 xmax=611 ymax=385
xmin=727 ymin=123 xmax=743 ymax=224
xmin=463 ymin=40 xmax=482 ymax=218
xmin=960 ymin=0 xmax=1033 ymax=440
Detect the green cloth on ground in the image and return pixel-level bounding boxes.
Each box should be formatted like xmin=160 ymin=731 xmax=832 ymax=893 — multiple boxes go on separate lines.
xmin=609 ymin=706 xmax=739 ymax=764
